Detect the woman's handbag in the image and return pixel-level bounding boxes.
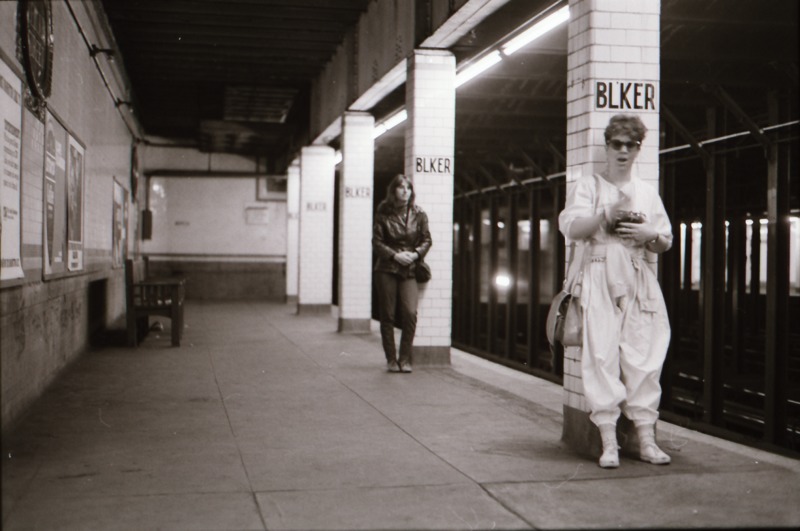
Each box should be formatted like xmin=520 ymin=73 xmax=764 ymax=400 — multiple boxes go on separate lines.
xmin=546 ymin=174 xmax=600 ymax=349
xmin=546 ymin=266 xmax=585 ymax=348
xmin=415 ymin=260 xmax=431 ymax=283
xmin=546 ymin=242 xmax=587 ymax=348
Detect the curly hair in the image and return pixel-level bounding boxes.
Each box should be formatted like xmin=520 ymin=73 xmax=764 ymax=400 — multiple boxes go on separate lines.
xmin=604 ymin=114 xmax=648 ymax=144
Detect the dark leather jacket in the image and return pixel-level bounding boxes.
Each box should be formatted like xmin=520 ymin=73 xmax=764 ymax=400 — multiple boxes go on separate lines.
xmin=373 ymin=200 xmax=432 ymax=278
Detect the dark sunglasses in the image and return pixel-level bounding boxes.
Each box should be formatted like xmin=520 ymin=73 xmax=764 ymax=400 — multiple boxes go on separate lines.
xmin=607 ymin=139 xmax=641 ymax=151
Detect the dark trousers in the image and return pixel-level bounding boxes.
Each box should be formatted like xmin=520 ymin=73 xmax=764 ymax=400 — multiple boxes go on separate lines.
xmin=375 ymin=272 xmax=418 ymax=364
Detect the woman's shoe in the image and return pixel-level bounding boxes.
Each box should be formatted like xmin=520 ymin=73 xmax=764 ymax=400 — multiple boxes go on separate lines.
xmin=387 ymin=360 xmax=400 ymax=372
xmin=399 ymin=361 xmax=412 ymax=373
xmin=637 ymin=425 xmax=671 ymax=465
xmin=598 ymin=424 xmax=619 ymax=469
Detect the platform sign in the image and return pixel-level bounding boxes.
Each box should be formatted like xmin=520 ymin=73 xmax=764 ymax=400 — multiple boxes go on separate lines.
xmin=344 ymin=186 xmax=371 ymax=198
xmin=1 ymin=60 xmax=23 ymax=281
xmin=594 ymin=80 xmax=657 ymax=112
xmin=415 ymin=156 xmax=453 ymax=175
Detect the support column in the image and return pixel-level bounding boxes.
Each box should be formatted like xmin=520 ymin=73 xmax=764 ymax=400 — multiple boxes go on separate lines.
xmin=338 ymin=112 xmax=375 ymax=333
xmin=405 ymin=49 xmax=456 ymax=366
xmin=298 ymin=145 xmax=335 ymax=314
xmin=286 ymin=160 xmax=300 ymax=305
xmin=563 ymin=0 xmax=661 ymax=456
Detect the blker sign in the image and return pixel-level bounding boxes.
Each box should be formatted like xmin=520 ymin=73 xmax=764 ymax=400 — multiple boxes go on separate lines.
xmin=595 ymin=81 xmax=656 ymax=111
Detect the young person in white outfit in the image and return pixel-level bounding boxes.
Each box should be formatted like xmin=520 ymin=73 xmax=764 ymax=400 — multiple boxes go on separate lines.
xmin=558 ymin=114 xmax=673 ymax=468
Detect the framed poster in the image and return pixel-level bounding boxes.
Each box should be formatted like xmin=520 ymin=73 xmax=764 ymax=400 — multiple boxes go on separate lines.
xmin=256 ymin=175 xmax=287 ymax=201
xmin=112 ymin=179 xmax=127 ymax=268
xmin=66 ymin=134 xmax=84 ymax=271
xmin=1 ymin=59 xmax=24 ymax=282
xmin=43 ymin=110 xmax=67 ymax=277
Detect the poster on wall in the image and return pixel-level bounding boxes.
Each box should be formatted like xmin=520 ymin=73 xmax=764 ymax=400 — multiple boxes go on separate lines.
xmin=43 ymin=111 xmax=68 ymax=277
xmin=112 ymin=180 xmax=127 ymax=268
xmin=0 ymin=60 xmax=24 ymax=281
xmin=67 ymin=135 xmax=85 ymax=271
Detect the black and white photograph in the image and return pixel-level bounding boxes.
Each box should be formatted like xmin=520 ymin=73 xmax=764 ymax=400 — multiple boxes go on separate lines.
xmin=1 ymin=1 xmax=798 ymax=529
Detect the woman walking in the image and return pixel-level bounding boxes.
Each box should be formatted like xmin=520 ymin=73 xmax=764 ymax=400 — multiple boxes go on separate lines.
xmin=558 ymin=114 xmax=673 ymax=468
xmin=373 ymin=174 xmax=432 ymax=373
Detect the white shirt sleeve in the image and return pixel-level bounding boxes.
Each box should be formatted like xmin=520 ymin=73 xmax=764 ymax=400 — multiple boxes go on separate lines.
xmin=558 ymin=176 xmax=597 ymax=239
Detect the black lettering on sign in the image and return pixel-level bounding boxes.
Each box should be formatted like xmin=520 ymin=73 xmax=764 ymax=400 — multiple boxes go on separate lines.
xmin=306 ymin=202 xmax=326 ymax=211
xmin=345 ymin=186 xmax=371 ymax=198
xmin=415 ymin=156 xmax=452 ymax=174
xmin=595 ymin=81 xmax=656 ymax=111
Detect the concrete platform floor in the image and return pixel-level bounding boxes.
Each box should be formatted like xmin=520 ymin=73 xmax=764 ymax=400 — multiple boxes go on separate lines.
xmin=2 ymin=301 xmax=799 ymax=530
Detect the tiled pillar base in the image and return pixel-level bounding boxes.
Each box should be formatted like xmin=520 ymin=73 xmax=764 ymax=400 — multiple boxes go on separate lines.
xmin=411 ymin=346 xmax=451 ymax=367
xmin=562 ymin=406 xmax=639 ymax=458
xmin=296 ymin=304 xmax=331 ymax=315
xmin=338 ymin=318 xmax=371 ymax=334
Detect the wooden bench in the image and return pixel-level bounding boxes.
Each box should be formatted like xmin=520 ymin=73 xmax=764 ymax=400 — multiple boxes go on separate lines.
xmin=125 ymin=259 xmax=186 ymax=347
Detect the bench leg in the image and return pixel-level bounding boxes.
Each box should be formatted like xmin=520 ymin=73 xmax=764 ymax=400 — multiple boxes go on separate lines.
xmin=137 ymin=316 xmax=149 ymax=344
xmin=171 ymin=305 xmax=182 ymax=347
xmin=127 ymin=313 xmax=148 ymax=347
xmin=127 ymin=314 xmax=138 ymax=347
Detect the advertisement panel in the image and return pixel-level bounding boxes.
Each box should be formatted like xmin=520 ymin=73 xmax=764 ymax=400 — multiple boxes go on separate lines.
xmin=1 ymin=60 xmax=23 ymax=281
xmin=43 ymin=111 xmax=68 ymax=276
xmin=67 ymin=135 xmax=84 ymax=271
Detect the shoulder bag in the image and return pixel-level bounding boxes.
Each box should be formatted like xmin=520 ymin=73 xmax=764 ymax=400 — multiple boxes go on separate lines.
xmin=546 ymin=242 xmax=589 ymax=348
xmin=415 ymin=260 xmax=431 ymax=283
xmin=546 ymin=174 xmax=599 ymax=349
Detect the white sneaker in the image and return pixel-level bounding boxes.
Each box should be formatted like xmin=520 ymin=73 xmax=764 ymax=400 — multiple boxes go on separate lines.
xmin=599 ymin=444 xmax=619 ymax=468
xmin=640 ymin=441 xmax=671 ymax=465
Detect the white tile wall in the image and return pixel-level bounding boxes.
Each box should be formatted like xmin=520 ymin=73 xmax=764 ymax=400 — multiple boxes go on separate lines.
xmin=298 ymin=146 xmax=335 ymax=305
xmin=286 ymin=161 xmax=300 ymax=298
xmin=405 ymin=50 xmax=455 ymax=348
xmin=565 ymin=0 xmax=661 ymax=414
xmin=338 ymin=112 xmax=374 ymax=320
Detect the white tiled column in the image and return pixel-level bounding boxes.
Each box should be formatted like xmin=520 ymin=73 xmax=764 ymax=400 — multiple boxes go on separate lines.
xmin=564 ymin=0 xmax=661 ymax=455
xmin=337 ymin=112 xmax=375 ymax=333
xmin=286 ymin=160 xmax=300 ymax=304
xmin=298 ymin=146 xmax=335 ymax=314
xmin=405 ymin=49 xmax=456 ymax=366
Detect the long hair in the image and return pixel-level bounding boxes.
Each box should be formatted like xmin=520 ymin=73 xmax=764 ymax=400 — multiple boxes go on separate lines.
xmin=384 ymin=174 xmax=415 ymax=208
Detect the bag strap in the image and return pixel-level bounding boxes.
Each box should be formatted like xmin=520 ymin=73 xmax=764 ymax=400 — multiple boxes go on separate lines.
xmin=563 ymin=174 xmax=601 ymax=294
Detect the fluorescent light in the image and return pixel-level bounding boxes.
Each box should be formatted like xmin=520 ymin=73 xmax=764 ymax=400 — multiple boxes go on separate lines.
xmin=373 ymin=109 xmax=407 ymax=139
xmin=501 ymin=5 xmax=570 ymax=56
xmin=455 ymin=50 xmax=502 ymax=88
xmin=382 ymin=109 xmax=407 ymax=130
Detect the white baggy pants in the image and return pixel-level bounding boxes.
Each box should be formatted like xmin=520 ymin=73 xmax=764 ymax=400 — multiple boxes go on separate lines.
xmin=580 ymin=244 xmax=671 ymax=427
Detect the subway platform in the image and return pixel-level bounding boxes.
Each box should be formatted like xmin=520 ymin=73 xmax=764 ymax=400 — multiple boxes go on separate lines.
xmin=2 ymin=302 xmax=799 ymax=530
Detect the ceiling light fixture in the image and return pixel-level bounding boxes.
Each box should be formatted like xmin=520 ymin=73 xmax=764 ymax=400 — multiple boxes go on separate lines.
xmin=371 ymin=2 xmax=569 ymax=136
xmin=454 ymin=50 xmax=503 ymax=89
xmin=373 ymin=109 xmax=408 ymax=139
xmin=501 ymin=5 xmax=570 ymax=56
